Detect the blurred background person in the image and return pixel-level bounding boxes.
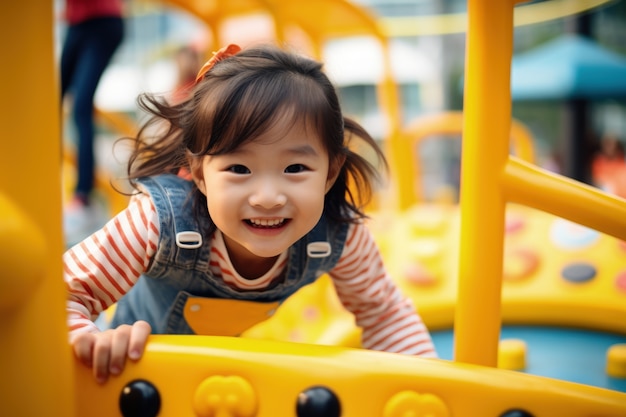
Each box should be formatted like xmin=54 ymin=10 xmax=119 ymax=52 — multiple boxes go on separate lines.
xmin=60 ymin=0 xmax=125 ymax=245
xmin=591 ymin=131 xmax=626 ymax=198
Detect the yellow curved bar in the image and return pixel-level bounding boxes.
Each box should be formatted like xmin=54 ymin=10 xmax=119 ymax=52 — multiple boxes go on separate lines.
xmin=380 ymin=0 xmax=612 ymax=36
xmin=503 ymin=156 xmax=626 ymax=240
xmin=0 ymin=1 xmax=74 ymax=415
xmin=390 ymin=111 xmax=537 ymax=209
xmin=453 ymin=0 xmax=515 ymax=366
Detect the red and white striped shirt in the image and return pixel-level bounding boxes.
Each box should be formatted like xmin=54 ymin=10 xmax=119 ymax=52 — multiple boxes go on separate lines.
xmin=64 ymin=193 xmax=436 ymax=357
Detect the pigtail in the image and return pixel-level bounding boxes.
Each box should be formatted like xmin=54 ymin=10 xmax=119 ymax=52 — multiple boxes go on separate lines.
xmin=117 ymin=92 xmax=192 ymax=193
xmin=324 ymin=117 xmax=388 ymax=223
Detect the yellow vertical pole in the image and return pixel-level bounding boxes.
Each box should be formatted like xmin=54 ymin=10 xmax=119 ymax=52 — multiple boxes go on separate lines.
xmin=453 ymin=0 xmax=515 ymax=366
xmin=0 ymin=1 xmax=74 ymax=416
xmin=378 ymin=35 xmax=405 ymax=211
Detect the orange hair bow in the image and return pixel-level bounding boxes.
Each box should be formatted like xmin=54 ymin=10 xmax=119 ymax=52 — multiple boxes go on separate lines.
xmin=194 ymin=44 xmax=242 ymax=85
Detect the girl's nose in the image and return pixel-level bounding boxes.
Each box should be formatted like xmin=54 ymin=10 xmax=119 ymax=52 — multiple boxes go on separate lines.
xmin=248 ymin=179 xmax=287 ymax=208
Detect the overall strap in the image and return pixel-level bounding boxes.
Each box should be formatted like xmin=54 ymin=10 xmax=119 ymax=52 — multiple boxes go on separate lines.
xmin=138 ymin=174 xmax=211 ymax=273
xmin=285 ymin=212 xmax=349 ymax=287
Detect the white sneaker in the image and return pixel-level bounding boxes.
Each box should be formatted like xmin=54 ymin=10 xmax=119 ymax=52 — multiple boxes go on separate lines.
xmin=63 ymin=197 xmax=109 ymax=247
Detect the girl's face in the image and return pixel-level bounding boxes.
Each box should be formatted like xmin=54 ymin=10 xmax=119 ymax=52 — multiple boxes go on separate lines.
xmin=192 ymin=114 xmax=338 ymax=271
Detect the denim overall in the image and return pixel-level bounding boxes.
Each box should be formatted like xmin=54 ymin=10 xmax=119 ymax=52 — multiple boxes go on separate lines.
xmin=110 ymin=174 xmax=348 ymax=336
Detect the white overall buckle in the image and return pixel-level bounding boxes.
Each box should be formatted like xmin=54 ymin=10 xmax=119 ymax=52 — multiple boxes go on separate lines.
xmin=307 ymin=241 xmax=332 ymax=258
xmin=176 ymin=231 xmax=203 ymax=249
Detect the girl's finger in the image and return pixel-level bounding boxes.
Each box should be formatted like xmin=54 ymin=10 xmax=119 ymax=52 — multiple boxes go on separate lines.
xmin=92 ymin=331 xmax=113 ymax=384
xmin=109 ymin=325 xmax=132 ymax=376
xmin=70 ymin=333 xmax=96 ymax=368
xmin=128 ymin=320 xmax=152 ymax=361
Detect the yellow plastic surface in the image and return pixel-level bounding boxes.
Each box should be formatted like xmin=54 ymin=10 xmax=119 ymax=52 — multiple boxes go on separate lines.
xmin=498 ymin=339 xmax=527 ymax=371
xmin=0 ymin=2 xmax=74 ymax=416
xmin=387 ymin=203 xmax=626 ymax=334
xmin=192 ymin=375 xmax=258 ymax=417
xmin=606 ymin=344 xmax=626 ymax=379
xmin=383 ymin=391 xmax=450 ymax=417
xmin=184 ymin=297 xmax=280 ymax=336
xmin=72 ymin=335 xmax=626 ymax=417
xmin=242 ymin=274 xmax=361 ymax=347
xmin=0 ymin=193 xmax=47 ymax=310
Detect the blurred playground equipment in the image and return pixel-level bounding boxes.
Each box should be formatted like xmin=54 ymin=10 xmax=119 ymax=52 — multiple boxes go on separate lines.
xmin=2 ymin=1 xmax=626 ymax=417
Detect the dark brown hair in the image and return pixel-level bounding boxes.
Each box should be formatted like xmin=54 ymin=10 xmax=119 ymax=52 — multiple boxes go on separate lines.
xmin=124 ymin=44 xmax=387 ymax=229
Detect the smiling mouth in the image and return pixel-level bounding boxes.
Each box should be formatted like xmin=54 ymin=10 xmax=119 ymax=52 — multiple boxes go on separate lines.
xmin=246 ymin=218 xmax=289 ymax=228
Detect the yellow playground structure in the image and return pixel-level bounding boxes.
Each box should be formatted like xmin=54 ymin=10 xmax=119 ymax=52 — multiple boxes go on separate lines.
xmin=1 ymin=0 xmax=626 ymax=416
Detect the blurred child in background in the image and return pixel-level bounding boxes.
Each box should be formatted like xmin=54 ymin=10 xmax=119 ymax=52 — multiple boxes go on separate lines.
xmin=60 ymin=0 xmax=125 ymax=245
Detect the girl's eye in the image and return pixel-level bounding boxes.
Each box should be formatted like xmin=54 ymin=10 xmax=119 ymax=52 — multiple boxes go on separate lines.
xmin=227 ymin=165 xmax=250 ymax=174
xmin=285 ymin=164 xmax=307 ymax=173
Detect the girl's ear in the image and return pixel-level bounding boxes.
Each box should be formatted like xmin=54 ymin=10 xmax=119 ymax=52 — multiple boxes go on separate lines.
xmin=325 ymin=154 xmax=346 ymax=194
xmin=187 ymin=153 xmax=207 ymax=196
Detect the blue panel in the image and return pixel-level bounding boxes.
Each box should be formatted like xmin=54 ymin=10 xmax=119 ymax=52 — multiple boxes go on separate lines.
xmin=431 ymin=326 xmax=626 ymax=392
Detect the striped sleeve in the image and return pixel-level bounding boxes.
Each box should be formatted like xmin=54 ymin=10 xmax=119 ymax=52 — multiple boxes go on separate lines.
xmin=329 ymin=222 xmax=437 ymax=357
xmin=64 ymin=193 xmax=159 ymax=335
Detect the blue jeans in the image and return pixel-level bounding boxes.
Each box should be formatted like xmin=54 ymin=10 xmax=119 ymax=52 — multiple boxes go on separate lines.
xmin=61 ymin=16 xmax=124 ymax=201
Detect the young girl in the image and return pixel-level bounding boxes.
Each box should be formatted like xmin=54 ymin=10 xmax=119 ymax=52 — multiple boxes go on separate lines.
xmin=65 ymin=43 xmax=437 ymax=384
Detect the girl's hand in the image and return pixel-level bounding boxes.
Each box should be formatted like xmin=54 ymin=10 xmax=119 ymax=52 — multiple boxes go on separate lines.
xmin=70 ymin=320 xmax=152 ymax=384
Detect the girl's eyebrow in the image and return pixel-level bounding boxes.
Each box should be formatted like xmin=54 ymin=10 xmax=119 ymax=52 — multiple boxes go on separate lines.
xmin=228 ymin=144 xmax=319 ymax=157
xmin=287 ymin=145 xmax=319 ymax=157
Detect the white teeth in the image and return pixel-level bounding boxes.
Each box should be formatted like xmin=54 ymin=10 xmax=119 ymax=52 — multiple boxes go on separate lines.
xmin=249 ymin=218 xmax=285 ymax=227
